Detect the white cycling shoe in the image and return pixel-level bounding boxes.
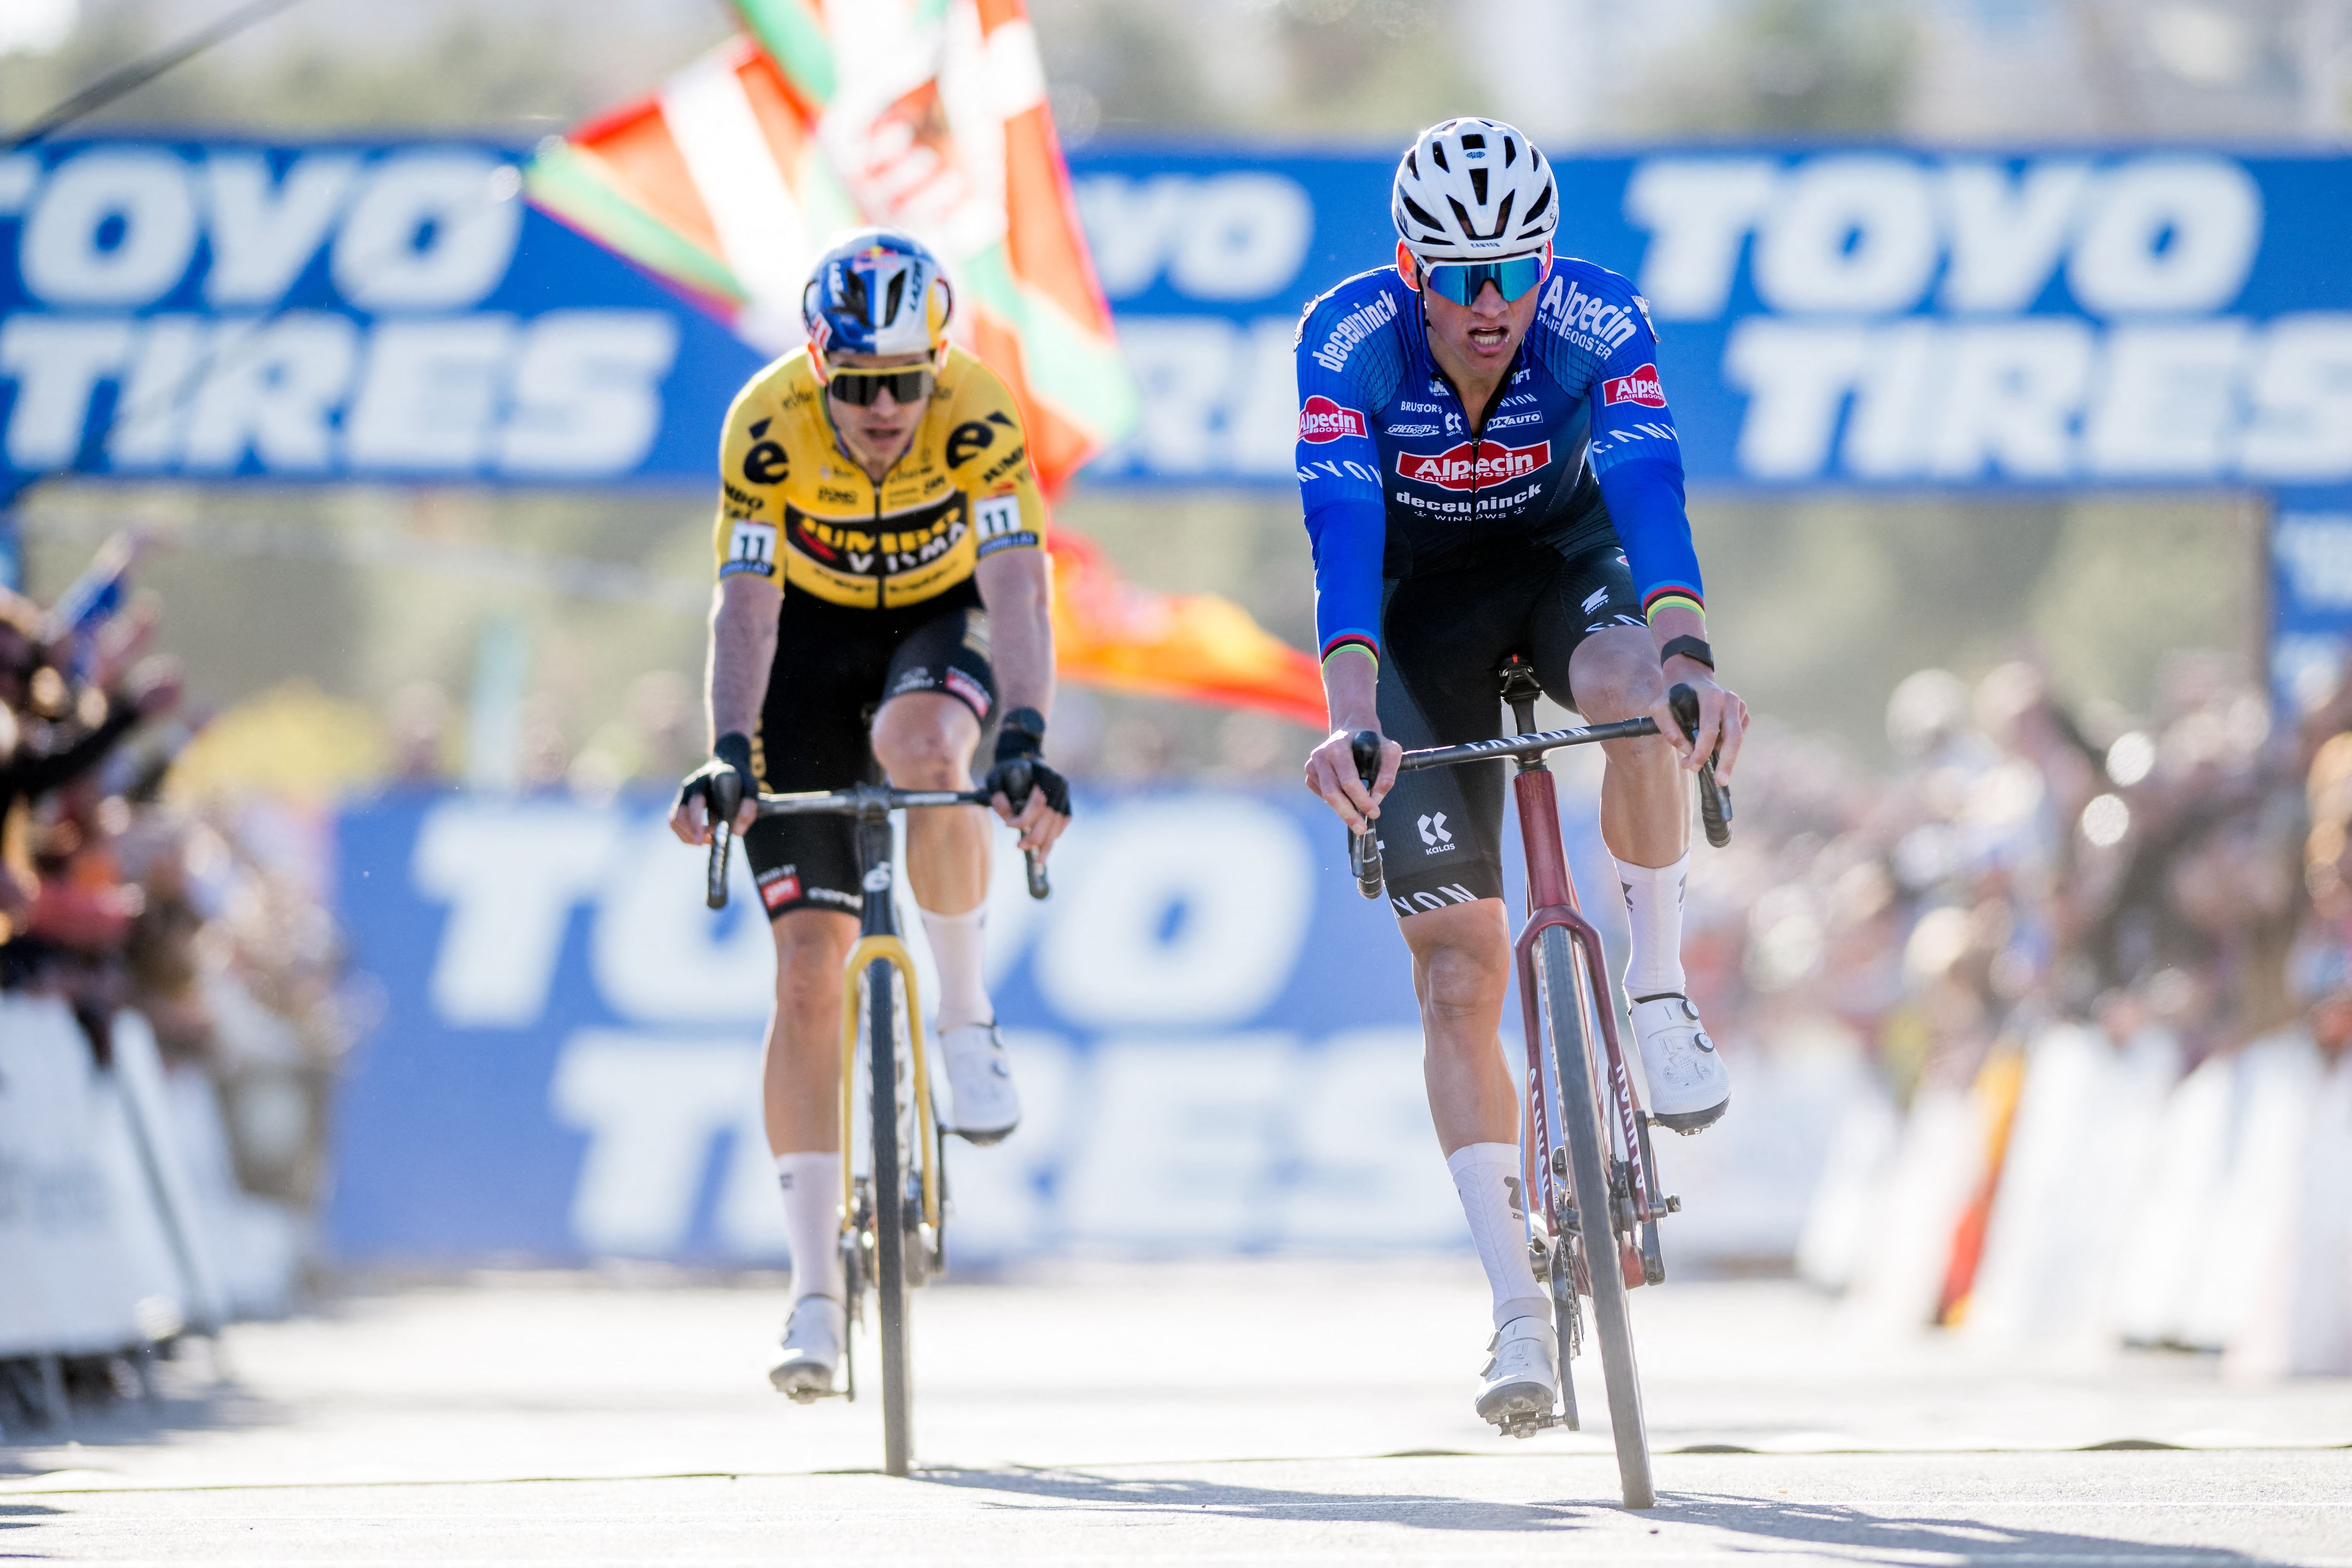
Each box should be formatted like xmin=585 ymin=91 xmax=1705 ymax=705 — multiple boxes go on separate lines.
xmin=940 ymin=1022 xmax=1020 ymax=1145
xmin=1630 ymin=992 xmax=1729 ymax=1133
xmin=1477 ymin=1313 xmax=1559 ymax=1433
xmin=769 ymin=1295 xmax=844 ymax=1402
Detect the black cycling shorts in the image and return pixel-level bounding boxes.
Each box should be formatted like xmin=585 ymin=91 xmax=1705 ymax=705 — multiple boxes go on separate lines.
xmin=1373 ymin=540 xmax=1643 ymax=920
xmin=743 ymin=584 xmax=996 ymax=920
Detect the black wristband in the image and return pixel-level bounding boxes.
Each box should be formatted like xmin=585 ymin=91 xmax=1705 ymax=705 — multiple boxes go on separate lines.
xmin=713 ymin=731 xmax=755 ymax=782
xmin=1660 ymin=636 xmax=1714 ymax=671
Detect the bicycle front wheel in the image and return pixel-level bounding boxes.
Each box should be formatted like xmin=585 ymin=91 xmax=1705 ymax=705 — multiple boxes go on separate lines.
xmin=1538 ymin=923 xmax=1654 ymax=1509
xmin=864 ymin=956 xmax=914 ymax=1477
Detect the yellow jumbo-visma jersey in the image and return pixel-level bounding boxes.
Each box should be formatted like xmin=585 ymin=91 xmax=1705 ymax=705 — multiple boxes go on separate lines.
xmin=713 ymin=344 xmax=1046 ymax=610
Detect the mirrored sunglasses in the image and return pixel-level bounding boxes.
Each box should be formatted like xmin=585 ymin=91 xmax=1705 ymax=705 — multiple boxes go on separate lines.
xmin=1420 ymin=254 xmax=1546 ymax=306
xmin=826 ymin=366 xmax=934 ymax=406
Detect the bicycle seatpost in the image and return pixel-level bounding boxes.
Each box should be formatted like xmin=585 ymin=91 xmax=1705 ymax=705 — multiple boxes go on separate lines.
xmin=995 ymin=760 xmax=1053 ymax=900
xmin=1665 ymin=684 xmax=1733 ymax=848
xmin=1348 ymin=730 xmax=1385 ymax=899
xmin=705 ymin=769 xmax=744 ymax=910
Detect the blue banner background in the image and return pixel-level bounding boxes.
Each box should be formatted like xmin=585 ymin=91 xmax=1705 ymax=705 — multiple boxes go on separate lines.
xmin=8 ymin=139 xmax=2347 ymax=497
xmin=327 ymin=784 xmax=1653 ymax=1264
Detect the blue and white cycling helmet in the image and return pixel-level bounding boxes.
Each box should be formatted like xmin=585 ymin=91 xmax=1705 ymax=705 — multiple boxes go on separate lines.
xmin=1391 ymin=118 xmax=1557 ymax=263
xmin=801 ymin=228 xmax=954 ymax=369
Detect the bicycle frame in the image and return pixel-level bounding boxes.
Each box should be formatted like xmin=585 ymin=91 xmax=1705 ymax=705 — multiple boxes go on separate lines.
xmin=834 ymin=806 xmax=941 ymax=1254
xmin=1508 ymin=758 xmax=1661 ymax=1293
xmin=699 ymin=763 xmax=1052 ymax=1477
xmin=1362 ymin=683 xmax=1717 ymax=1294
xmin=704 ymin=776 xmax=1050 ymax=1262
xmin=1343 ymin=672 xmax=1718 ymax=1501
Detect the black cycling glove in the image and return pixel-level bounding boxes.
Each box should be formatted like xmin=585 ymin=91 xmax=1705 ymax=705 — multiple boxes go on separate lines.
xmin=983 ymin=708 xmax=1071 ymax=818
xmin=679 ymin=732 xmax=756 ymax=826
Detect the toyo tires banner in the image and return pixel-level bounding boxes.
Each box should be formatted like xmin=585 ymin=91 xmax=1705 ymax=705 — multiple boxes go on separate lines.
xmin=327 ymin=786 xmax=1860 ymax=1266
xmin=1075 ymin=147 xmax=2352 ymax=490
xmin=332 ymin=787 xmax=1441 ymax=1264
xmin=0 ymin=140 xmax=762 ymax=493
xmin=4 ymin=138 xmax=2347 ymax=496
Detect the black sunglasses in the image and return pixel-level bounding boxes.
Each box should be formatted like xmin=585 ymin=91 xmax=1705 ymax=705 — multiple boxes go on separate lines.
xmin=827 ymin=366 xmax=934 ymax=406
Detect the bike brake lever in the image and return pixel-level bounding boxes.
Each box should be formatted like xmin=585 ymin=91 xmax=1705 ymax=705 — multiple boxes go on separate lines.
xmin=997 ymin=758 xmax=1051 ymax=900
xmin=1665 ymin=684 xmax=1733 ymax=849
xmin=705 ymin=770 xmax=744 ymax=910
xmin=1348 ymin=730 xmax=1385 ymax=899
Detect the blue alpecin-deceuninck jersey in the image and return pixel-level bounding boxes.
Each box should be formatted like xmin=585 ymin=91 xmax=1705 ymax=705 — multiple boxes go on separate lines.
xmin=1292 ymin=257 xmax=1706 ymax=665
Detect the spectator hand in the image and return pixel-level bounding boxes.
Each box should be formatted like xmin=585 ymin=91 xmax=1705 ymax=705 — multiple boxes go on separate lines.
xmin=87 ymin=596 xmax=161 ymax=692
xmin=120 ymin=657 xmax=182 ymax=721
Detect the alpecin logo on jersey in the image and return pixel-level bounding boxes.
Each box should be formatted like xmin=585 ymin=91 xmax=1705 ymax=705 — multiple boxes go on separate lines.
xmin=1396 ymin=439 xmax=1553 ymax=491
xmin=1602 ymin=364 xmax=1667 ymax=408
xmin=1298 ymin=396 xmax=1368 ymax=444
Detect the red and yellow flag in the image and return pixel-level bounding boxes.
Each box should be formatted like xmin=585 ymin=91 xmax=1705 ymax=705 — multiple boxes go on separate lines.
xmin=528 ymin=0 xmax=1324 ymax=726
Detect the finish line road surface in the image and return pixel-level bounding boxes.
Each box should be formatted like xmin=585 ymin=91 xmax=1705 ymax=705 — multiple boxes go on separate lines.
xmin=4 ymin=1262 xmax=2348 ymax=1565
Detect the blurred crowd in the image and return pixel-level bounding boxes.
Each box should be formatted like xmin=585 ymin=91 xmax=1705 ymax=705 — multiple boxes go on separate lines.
xmin=0 ymin=554 xmax=351 ymax=1218
xmin=1685 ymin=652 xmax=2352 ymax=1106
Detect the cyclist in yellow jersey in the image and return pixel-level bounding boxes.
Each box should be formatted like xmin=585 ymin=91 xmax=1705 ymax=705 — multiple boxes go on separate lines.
xmin=669 ymin=229 xmax=1070 ymax=1400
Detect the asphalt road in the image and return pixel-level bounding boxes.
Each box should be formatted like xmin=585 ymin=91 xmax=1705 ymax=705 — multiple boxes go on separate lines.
xmin=4 ymin=1262 xmax=2349 ymax=1564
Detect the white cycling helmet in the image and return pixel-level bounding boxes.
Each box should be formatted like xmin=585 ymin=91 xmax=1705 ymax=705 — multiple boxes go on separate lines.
xmin=1391 ymin=117 xmax=1557 ymax=263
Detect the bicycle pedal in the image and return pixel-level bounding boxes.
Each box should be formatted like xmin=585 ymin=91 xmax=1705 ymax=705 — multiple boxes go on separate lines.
xmin=1498 ymin=1411 xmax=1566 ymax=1440
xmin=774 ymin=1378 xmax=850 ymax=1405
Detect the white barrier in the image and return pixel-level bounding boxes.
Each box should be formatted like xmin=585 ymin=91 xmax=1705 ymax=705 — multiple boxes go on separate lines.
xmin=2225 ymin=1046 xmax=2352 ymax=1378
xmin=0 ymin=994 xmax=185 ymax=1357
xmin=1835 ymin=1083 xmax=1989 ymax=1336
xmin=1805 ymin=1022 xmax=2352 ymax=1377
xmin=2109 ymin=1032 xmax=2322 ymax=1352
xmin=1794 ymin=1082 xmax=1901 ymax=1291
xmin=0 ymin=994 xmax=297 ymax=1365
xmin=1963 ymin=1024 xmax=2179 ymax=1352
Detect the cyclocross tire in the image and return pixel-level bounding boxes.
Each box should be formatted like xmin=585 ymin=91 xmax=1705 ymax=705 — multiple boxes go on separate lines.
xmin=866 ymin=957 xmax=914 ymax=1477
xmin=1538 ymin=925 xmax=1654 ymax=1509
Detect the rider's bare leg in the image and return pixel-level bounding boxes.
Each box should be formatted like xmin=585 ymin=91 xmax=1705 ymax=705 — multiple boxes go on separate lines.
xmin=764 ymin=908 xmax=858 ymax=1153
xmin=764 ymin=906 xmax=857 ymax=1309
xmin=869 ymin=690 xmax=1019 ymax=1141
xmin=1400 ymin=899 xmax=1517 ymax=1153
xmin=1566 ymin=624 xmax=1688 ymax=870
xmin=1401 ymin=899 xmax=1547 ymax=1329
xmin=1566 ymin=624 xmax=1726 ymax=1127
xmin=872 ymin=692 xmax=992 ymax=1029
xmin=1567 ymin=626 xmax=1691 ymax=994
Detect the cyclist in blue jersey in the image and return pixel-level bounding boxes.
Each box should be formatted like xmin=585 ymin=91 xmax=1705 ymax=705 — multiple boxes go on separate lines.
xmin=1295 ymin=119 xmax=1748 ymax=1431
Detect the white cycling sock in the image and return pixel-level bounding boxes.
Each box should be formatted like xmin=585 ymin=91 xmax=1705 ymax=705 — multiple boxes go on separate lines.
xmin=775 ymin=1152 xmax=844 ymax=1305
xmin=1614 ymin=851 xmax=1688 ymax=999
xmin=1447 ymin=1142 xmax=1548 ymax=1329
xmin=919 ymin=902 xmax=991 ymax=1035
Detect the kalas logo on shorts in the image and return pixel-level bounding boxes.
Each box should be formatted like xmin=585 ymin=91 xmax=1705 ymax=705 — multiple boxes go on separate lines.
xmin=1602 ymin=364 xmax=1667 ymax=408
xmin=1298 ymin=396 xmax=1368 ymax=443
xmin=1397 ymin=439 xmax=1553 ymax=491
